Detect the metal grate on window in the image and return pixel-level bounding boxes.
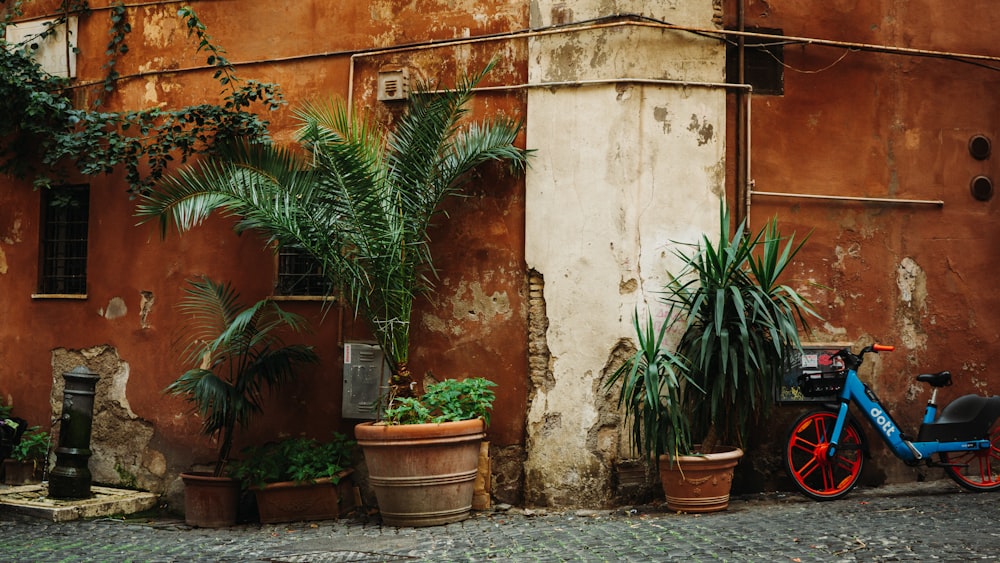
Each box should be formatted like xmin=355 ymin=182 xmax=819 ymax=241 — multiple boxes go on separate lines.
xmin=275 ymin=247 xmax=332 ymax=297
xmin=38 ymin=185 xmax=89 ymax=295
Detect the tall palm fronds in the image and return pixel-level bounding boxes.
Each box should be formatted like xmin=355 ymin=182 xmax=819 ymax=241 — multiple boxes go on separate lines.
xmin=166 ymin=277 xmax=318 ymax=476
xmin=137 ymin=61 xmax=530 ymax=396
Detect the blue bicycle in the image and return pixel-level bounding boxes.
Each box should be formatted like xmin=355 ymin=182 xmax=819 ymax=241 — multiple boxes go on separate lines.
xmin=784 ymin=344 xmax=1000 ymax=500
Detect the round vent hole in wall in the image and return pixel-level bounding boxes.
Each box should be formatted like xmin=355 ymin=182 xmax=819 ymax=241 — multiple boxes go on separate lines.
xmin=970 ymin=175 xmax=993 ymax=201
xmin=969 ymin=135 xmax=991 ymax=160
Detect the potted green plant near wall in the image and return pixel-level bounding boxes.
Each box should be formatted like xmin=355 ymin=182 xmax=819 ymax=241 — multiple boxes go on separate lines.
xmin=2 ymin=426 xmax=50 ymax=485
xmin=230 ymin=434 xmax=356 ymax=524
xmin=167 ymin=276 xmax=319 ymax=527
xmin=137 ymin=60 xmax=529 ymax=526
xmin=608 ymin=203 xmax=818 ymax=513
xmin=355 ymin=376 xmax=496 ymax=526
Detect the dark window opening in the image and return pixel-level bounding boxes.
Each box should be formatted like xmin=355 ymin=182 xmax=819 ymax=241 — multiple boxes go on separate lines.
xmin=275 ymin=247 xmax=332 ymax=297
xmin=38 ymin=185 xmax=89 ymax=295
xmin=726 ymin=28 xmax=784 ymax=96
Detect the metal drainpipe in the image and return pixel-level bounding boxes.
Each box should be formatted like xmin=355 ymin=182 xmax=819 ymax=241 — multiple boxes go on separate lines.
xmin=55 ymin=17 xmax=1000 ymax=93
xmin=346 ymin=18 xmax=748 ymax=116
xmin=737 ymin=0 xmax=748 ymax=225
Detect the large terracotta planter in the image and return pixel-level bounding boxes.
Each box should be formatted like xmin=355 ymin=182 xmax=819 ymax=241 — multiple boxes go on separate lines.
xmin=355 ymin=418 xmax=485 ymax=527
xmin=181 ymin=472 xmax=240 ymax=528
xmin=253 ymin=470 xmax=355 ymax=524
xmin=659 ymin=446 xmax=743 ymax=513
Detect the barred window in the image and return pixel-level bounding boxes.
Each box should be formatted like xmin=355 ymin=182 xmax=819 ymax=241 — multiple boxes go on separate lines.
xmin=275 ymin=247 xmax=332 ymax=298
xmin=37 ymin=185 xmax=89 ymax=296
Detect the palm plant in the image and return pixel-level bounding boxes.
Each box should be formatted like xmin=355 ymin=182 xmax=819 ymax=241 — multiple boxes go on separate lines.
xmin=137 ymin=62 xmax=529 ymax=401
xmin=167 ymin=277 xmax=318 ymax=476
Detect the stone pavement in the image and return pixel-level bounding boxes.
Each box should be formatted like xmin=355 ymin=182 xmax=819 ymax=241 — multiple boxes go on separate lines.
xmin=0 ymin=480 xmax=997 ymax=562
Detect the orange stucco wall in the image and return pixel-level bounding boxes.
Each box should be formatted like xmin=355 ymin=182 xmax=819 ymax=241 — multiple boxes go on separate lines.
xmin=727 ymin=0 xmax=1000 ymax=487
xmin=1 ymin=0 xmax=530 ymax=498
xmin=7 ymin=0 xmax=1000 ymax=503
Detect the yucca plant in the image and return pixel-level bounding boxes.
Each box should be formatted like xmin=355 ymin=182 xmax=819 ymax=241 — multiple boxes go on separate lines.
xmin=609 ymin=202 xmax=818 ymax=462
xmin=605 ymin=311 xmax=696 ymax=462
xmin=666 ymin=203 xmax=818 ymax=454
xmin=137 ymin=61 xmax=529 ymax=407
xmin=167 ymin=277 xmax=319 ymax=476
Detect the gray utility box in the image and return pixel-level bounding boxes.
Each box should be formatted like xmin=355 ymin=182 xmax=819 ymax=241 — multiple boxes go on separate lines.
xmin=342 ymin=342 xmax=391 ymax=420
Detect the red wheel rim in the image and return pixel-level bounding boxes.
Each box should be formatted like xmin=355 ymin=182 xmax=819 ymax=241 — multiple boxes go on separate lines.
xmin=786 ymin=412 xmax=863 ymax=498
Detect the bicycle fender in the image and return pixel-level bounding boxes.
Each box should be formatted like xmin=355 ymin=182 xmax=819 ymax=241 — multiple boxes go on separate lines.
xmin=918 ymin=394 xmax=1000 ymax=442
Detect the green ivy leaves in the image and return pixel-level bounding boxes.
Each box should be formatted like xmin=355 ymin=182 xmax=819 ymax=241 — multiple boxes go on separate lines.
xmin=0 ymin=2 xmax=283 ymax=193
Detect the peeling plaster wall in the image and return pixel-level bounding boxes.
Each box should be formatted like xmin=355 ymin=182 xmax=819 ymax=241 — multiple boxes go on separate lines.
xmin=1 ymin=0 xmax=531 ymax=509
xmin=523 ymin=0 xmax=726 ymax=507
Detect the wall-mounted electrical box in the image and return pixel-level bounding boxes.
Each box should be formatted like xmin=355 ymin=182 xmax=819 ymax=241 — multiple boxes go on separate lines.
xmin=4 ymin=17 xmax=78 ymax=78
xmin=377 ymin=68 xmax=409 ymax=102
xmin=342 ymin=342 xmax=391 ymax=419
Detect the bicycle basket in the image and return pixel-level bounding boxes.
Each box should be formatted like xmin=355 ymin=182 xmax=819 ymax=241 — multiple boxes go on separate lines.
xmin=798 ymin=370 xmax=847 ymax=397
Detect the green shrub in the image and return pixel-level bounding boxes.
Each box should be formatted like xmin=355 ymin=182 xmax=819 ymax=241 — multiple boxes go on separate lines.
xmin=383 ymin=378 xmax=496 ymax=426
xmin=230 ymin=434 xmax=355 ymax=489
xmin=12 ymin=427 xmax=50 ymax=463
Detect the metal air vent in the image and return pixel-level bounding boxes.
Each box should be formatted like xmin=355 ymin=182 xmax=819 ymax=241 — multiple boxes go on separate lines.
xmin=377 ymin=69 xmax=409 ymax=102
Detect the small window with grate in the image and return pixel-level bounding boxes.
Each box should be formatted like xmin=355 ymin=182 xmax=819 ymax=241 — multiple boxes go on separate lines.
xmin=274 ymin=246 xmax=333 ymax=298
xmin=726 ymin=28 xmax=784 ymax=96
xmin=37 ymin=185 xmax=89 ymax=296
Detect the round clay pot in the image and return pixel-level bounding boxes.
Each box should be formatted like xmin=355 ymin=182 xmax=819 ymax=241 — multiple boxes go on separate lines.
xmin=180 ymin=471 xmax=240 ymax=527
xmin=355 ymin=418 xmax=485 ymax=527
xmin=659 ymin=446 xmax=744 ymax=513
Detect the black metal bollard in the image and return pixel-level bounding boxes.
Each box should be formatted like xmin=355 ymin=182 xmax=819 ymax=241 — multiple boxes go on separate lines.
xmin=48 ymin=365 xmax=100 ymax=499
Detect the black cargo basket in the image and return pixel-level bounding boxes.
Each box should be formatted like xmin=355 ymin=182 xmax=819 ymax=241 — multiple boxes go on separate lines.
xmin=798 ymin=370 xmax=848 ymax=398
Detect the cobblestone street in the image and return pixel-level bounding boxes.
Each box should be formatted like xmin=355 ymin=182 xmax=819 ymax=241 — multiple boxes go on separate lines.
xmin=1 ymin=481 xmax=997 ymax=562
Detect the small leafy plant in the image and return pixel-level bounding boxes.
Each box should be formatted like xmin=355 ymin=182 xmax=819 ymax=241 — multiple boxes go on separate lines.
xmin=11 ymin=427 xmax=50 ymax=465
xmin=383 ymin=378 xmax=496 ymax=426
xmin=229 ymin=434 xmax=355 ymax=489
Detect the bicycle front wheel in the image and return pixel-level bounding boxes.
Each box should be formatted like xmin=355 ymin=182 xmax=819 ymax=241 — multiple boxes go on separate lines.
xmin=941 ymin=416 xmax=1000 ymax=492
xmin=785 ymin=409 xmax=866 ymax=501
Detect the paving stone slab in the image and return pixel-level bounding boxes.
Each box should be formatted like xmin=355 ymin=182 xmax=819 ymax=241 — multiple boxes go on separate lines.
xmin=0 ymin=483 xmax=158 ymax=521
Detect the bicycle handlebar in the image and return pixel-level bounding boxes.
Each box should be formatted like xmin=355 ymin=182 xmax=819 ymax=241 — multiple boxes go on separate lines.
xmin=834 ymin=343 xmax=894 ymax=371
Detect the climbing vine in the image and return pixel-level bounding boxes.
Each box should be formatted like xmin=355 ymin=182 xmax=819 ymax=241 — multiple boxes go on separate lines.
xmin=96 ymin=0 xmax=129 ymax=107
xmin=0 ymin=1 xmax=283 ymax=193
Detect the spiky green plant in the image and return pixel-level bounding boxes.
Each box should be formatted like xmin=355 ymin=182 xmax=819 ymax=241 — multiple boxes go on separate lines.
xmin=137 ymin=61 xmax=529 ymax=404
xmin=664 ymin=203 xmax=818 ymax=453
xmin=167 ymin=277 xmax=318 ymax=476
xmin=608 ymin=202 xmax=818 ymax=465
xmin=605 ymin=311 xmax=696 ymax=461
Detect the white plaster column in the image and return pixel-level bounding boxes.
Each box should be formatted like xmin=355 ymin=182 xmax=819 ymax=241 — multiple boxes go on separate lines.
xmin=523 ymin=0 xmax=727 ymax=506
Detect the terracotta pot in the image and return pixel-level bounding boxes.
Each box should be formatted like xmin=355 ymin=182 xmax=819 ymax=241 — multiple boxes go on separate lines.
xmin=355 ymin=418 xmax=485 ymax=527
xmin=2 ymin=459 xmax=43 ymax=485
xmin=659 ymin=446 xmax=743 ymax=513
xmin=181 ymin=472 xmax=240 ymax=527
xmin=252 ymin=470 xmax=355 ymax=524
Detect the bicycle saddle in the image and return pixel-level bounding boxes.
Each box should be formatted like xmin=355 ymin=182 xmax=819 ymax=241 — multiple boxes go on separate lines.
xmin=916 ymin=371 xmax=952 ymax=387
